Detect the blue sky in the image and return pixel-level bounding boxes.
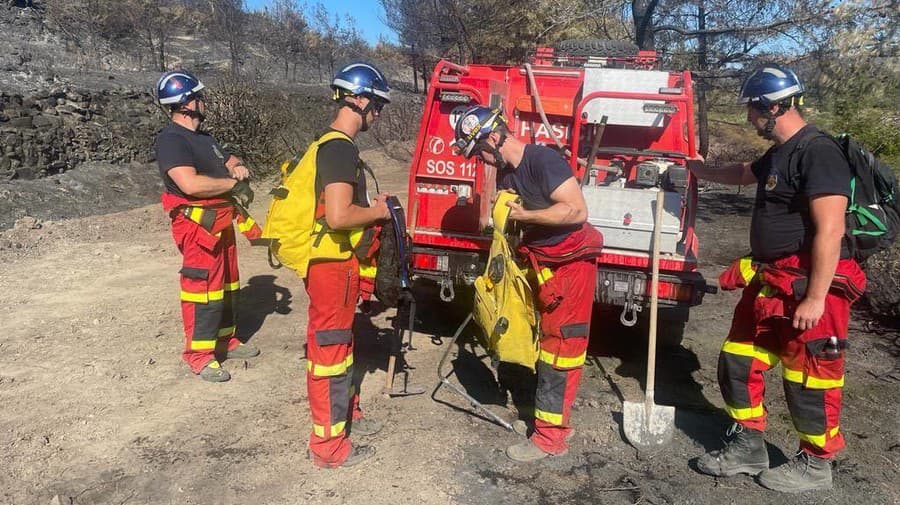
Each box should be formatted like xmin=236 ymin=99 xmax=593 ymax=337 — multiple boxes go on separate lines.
xmin=245 ymin=0 xmax=397 ymax=45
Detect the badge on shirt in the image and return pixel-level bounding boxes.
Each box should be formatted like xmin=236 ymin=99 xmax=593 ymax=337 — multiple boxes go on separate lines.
xmin=765 ymin=173 xmax=778 ymax=191
xmin=212 ymin=145 xmax=224 ymax=160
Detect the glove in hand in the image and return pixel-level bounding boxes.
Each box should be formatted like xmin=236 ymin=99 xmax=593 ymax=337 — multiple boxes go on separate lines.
xmin=231 ymin=179 xmax=254 ymax=207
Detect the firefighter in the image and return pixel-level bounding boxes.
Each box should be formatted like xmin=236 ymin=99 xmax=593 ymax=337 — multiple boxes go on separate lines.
xmin=453 ymin=106 xmax=603 ymax=462
xmin=301 ymin=61 xmax=392 ymax=468
xmin=154 ymin=69 xmax=261 ymax=383
xmin=686 ymin=64 xmax=866 ymax=492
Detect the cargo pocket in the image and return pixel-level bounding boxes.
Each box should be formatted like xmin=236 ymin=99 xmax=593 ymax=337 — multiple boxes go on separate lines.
xmin=179 ymin=266 xmax=210 ymax=304
xmin=315 ymin=328 xmax=353 ymax=346
xmin=803 ymin=337 xmax=846 ymax=389
xmin=536 ymin=273 xmax=566 ymax=313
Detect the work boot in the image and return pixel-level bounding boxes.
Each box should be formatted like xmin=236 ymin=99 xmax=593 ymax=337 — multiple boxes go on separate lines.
xmin=696 ymin=423 xmax=769 ymax=477
xmin=757 ymin=451 xmax=833 ymax=492
xmin=199 ymin=361 xmax=231 ymax=382
xmin=226 ymin=343 xmax=260 ymax=359
xmin=506 ymin=439 xmax=566 ymax=462
xmin=350 ymin=418 xmax=383 ymax=436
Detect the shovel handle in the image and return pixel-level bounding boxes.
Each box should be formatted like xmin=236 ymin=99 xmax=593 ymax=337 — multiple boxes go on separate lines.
xmin=645 ymin=192 xmax=665 ymax=412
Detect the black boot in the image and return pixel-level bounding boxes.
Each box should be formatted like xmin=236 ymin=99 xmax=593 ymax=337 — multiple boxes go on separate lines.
xmin=696 ymin=423 xmax=769 ymax=476
xmin=757 ymin=451 xmax=833 ymax=492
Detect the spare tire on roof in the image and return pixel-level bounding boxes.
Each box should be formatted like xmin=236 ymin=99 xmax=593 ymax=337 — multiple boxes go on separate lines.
xmin=553 ymin=39 xmax=640 ymax=57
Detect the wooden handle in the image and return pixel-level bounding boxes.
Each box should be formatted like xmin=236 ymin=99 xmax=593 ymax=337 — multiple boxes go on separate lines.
xmin=384 ymin=355 xmax=397 ymax=390
xmin=645 ymin=192 xmax=665 ymax=410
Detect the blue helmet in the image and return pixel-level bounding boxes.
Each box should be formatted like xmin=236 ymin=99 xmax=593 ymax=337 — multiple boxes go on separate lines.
xmin=738 ymin=64 xmax=804 ymax=108
xmin=453 ymin=106 xmax=507 ymax=158
xmin=155 ymin=69 xmax=205 ymax=106
xmin=331 ymin=62 xmax=391 ymax=103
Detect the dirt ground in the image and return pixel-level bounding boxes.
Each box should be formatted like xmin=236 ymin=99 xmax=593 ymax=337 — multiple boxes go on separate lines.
xmin=1 ymin=150 xmax=898 ymax=505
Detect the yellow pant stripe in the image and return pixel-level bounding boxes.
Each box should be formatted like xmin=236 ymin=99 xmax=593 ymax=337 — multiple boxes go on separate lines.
xmin=180 ymin=289 xmax=225 ymax=303
xmin=722 ymin=341 xmax=777 ymax=366
xmin=538 ymin=350 xmax=586 ymax=369
xmin=783 ymin=367 xmax=844 ymax=389
xmin=217 ymin=326 xmax=236 ymax=338
xmin=725 ymin=402 xmax=764 ymax=420
xmin=757 ymin=285 xmax=777 ymax=297
xmin=307 ymin=355 xmax=354 ymax=377
xmin=535 ymin=408 xmax=563 ymax=426
xmin=313 ymin=421 xmax=347 ymax=438
xmin=798 ymin=431 xmax=827 ymax=448
xmin=191 ymin=339 xmax=216 ymax=351
xmin=225 ymin=281 xmax=240 ymax=292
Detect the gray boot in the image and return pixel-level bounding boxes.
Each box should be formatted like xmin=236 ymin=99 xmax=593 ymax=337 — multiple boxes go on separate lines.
xmin=696 ymin=423 xmax=769 ymax=477
xmin=757 ymin=451 xmax=833 ymax=492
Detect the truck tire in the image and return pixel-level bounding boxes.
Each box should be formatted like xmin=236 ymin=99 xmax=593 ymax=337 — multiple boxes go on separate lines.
xmin=553 ymin=39 xmax=639 ymax=58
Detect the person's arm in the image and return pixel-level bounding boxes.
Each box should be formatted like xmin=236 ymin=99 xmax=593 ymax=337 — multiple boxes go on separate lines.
xmin=686 ymin=155 xmax=757 ymax=185
xmin=792 ymin=194 xmax=847 ymax=330
xmin=225 ymin=155 xmax=250 ymax=180
xmin=168 ymin=165 xmax=237 ymax=198
xmin=506 ymin=176 xmax=587 ymax=225
xmin=323 ymin=182 xmax=389 ymax=230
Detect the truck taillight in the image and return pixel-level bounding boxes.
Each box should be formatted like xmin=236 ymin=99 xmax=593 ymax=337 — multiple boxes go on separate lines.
xmin=656 ymin=280 xmax=694 ymax=302
xmin=413 ymin=253 xmax=449 ymax=272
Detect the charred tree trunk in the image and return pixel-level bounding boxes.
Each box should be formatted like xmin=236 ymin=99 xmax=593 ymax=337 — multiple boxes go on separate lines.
xmin=632 ymin=0 xmax=660 ymax=50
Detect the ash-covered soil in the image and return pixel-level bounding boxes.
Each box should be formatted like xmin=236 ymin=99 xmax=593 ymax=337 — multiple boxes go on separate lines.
xmin=0 ymin=153 xmax=898 ymax=505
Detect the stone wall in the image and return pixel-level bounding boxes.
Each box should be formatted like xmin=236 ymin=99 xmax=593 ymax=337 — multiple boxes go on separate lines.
xmin=0 ymin=88 xmax=163 ymax=181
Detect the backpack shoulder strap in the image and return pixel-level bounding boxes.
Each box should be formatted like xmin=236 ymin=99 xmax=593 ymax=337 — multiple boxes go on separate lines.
xmin=784 ymin=128 xmax=835 ymax=188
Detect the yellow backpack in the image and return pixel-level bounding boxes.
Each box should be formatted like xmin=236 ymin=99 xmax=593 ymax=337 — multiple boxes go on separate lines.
xmin=259 ymin=131 xmax=363 ymax=278
xmin=472 ymin=190 xmax=540 ymax=370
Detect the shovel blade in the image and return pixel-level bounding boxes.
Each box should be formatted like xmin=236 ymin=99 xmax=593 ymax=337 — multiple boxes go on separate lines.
xmin=622 ymin=400 xmax=675 ymax=449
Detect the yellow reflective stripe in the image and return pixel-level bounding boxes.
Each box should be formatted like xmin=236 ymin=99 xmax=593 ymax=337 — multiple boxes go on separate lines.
xmin=783 ymin=367 xmax=804 ymax=383
xmin=798 ymin=431 xmax=827 ymax=448
xmin=359 ymin=264 xmax=377 ymax=278
xmin=798 ymin=426 xmax=841 ymax=448
xmin=307 ymin=354 xmax=354 ymax=377
xmin=180 ymin=289 xmax=225 ymax=303
xmin=313 ymin=421 xmax=347 ymax=438
xmin=806 ymin=375 xmax=844 ymax=389
xmin=535 ymin=408 xmax=563 ymax=426
xmin=217 ymin=326 xmax=235 ymax=338
xmin=783 ymin=367 xmax=843 ymax=388
xmin=187 ymin=207 xmax=205 ymax=224
xmin=721 ymin=341 xmax=777 ymax=366
xmin=191 ymin=339 xmax=216 ymax=351
xmin=739 ymin=257 xmax=757 ymax=284
xmin=181 ymin=290 xmax=208 ymax=303
xmin=725 ymin=402 xmax=764 ymax=420
xmin=538 ymin=349 xmax=586 ymax=369
xmin=237 ymin=217 xmax=256 ymax=232
xmin=224 ymin=281 xmax=240 ymax=292
xmin=205 ymin=360 xmax=220 ymax=368
xmin=537 ymin=267 xmax=553 ymax=285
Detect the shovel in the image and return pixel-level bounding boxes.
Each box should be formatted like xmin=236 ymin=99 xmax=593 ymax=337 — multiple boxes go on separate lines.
xmin=623 ymin=191 xmax=675 ymax=449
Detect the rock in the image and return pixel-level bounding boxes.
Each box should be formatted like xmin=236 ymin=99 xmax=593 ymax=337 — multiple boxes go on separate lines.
xmin=7 ymin=116 xmax=32 ymax=128
xmin=13 ymin=215 xmax=40 ymax=230
xmin=863 ymin=244 xmax=900 ymax=323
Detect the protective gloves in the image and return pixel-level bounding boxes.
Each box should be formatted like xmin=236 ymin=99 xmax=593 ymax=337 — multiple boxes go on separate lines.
xmin=230 ymin=179 xmax=254 ymax=207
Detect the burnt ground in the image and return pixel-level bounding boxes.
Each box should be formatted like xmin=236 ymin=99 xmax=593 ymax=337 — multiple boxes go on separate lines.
xmin=0 ymin=153 xmax=898 ymax=505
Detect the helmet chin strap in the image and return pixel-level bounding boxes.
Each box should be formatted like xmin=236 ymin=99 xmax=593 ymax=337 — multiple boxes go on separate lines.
xmin=761 ymin=103 xmax=788 ymax=138
xmin=340 ymin=98 xmax=374 ymax=132
xmin=488 ymin=131 xmax=509 ymax=169
xmin=177 ymin=96 xmax=206 ymax=122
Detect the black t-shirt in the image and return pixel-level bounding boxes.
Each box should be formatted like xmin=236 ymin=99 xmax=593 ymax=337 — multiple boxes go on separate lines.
xmin=749 ymin=125 xmax=851 ymax=261
xmin=154 ymin=123 xmax=231 ymax=198
xmin=315 ymin=130 xmax=368 ymax=206
xmin=499 ymin=144 xmax=580 ymax=246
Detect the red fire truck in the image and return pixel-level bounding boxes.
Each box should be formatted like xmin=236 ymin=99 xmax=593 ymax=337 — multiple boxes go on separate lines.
xmin=404 ymin=41 xmax=714 ymax=345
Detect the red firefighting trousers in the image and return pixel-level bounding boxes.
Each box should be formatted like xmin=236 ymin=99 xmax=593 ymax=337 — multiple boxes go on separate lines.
xmin=168 ymin=204 xmax=242 ymax=373
xmin=303 ymin=257 xmax=365 ymax=467
xmin=717 ymin=255 xmax=865 ymax=458
xmin=530 ymin=259 xmax=598 ymax=454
